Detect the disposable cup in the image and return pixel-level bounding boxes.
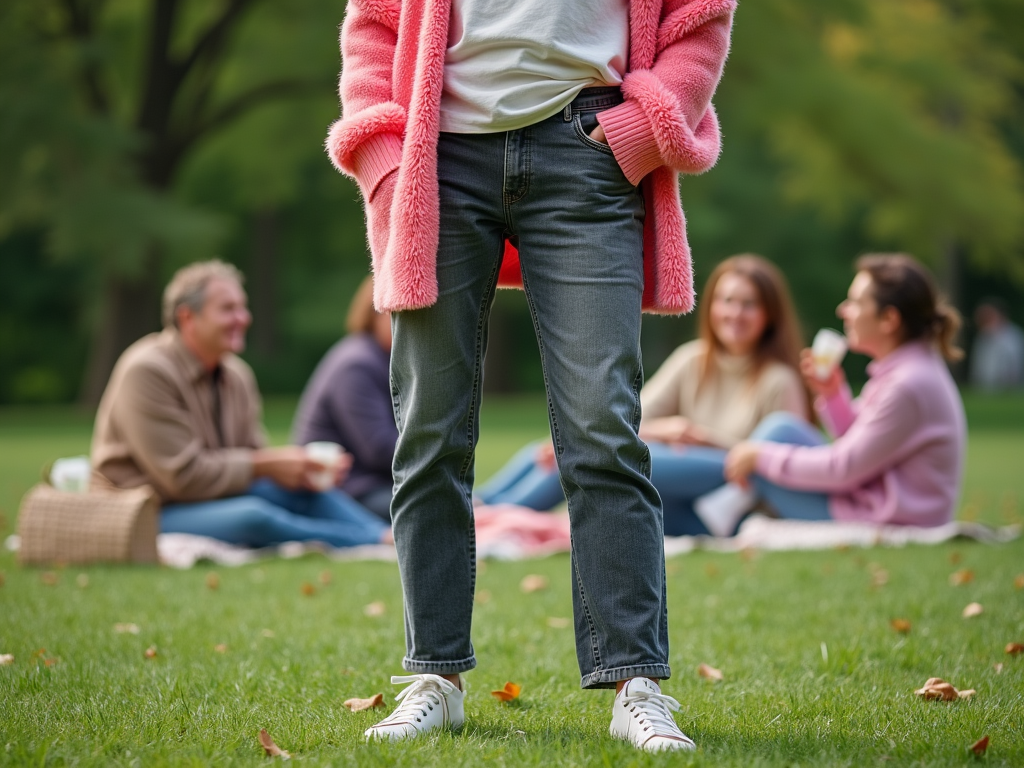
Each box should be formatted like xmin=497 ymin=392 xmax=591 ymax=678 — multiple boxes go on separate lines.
xmin=51 ymin=456 xmax=91 ymax=493
xmin=305 ymin=441 xmax=342 ymax=491
xmin=811 ymin=328 xmax=848 ymax=380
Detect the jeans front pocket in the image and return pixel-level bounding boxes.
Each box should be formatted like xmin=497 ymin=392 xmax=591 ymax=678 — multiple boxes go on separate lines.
xmin=572 ymin=111 xmax=616 ymax=157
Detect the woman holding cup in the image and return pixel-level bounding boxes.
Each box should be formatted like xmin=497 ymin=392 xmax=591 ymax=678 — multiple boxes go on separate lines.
xmin=724 ymin=253 xmax=966 ymax=527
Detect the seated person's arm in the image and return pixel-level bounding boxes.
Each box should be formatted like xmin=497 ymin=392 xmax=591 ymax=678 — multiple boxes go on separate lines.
xmin=799 ymin=348 xmax=857 ymax=437
xmin=640 ymin=346 xmax=715 ymax=445
xmin=251 ymin=446 xmax=338 ymax=490
xmin=752 ymin=383 xmax=920 ymax=494
xmin=323 ymin=363 xmax=398 ymax=473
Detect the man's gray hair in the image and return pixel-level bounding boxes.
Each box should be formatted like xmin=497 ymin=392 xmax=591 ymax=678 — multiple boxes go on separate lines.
xmin=162 ymin=260 xmax=244 ymax=328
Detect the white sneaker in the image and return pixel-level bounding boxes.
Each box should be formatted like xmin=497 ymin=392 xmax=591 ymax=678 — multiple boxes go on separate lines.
xmin=609 ymin=678 xmax=695 ymax=752
xmin=365 ymin=674 xmax=465 ymax=742
xmin=693 ymin=482 xmax=756 ymax=537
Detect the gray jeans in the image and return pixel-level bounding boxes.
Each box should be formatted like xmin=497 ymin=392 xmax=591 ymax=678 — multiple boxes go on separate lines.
xmin=389 ymin=87 xmax=670 ymax=689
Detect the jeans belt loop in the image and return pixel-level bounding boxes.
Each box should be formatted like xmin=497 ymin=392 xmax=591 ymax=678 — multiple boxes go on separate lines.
xmin=563 ymin=103 xmax=572 ymax=122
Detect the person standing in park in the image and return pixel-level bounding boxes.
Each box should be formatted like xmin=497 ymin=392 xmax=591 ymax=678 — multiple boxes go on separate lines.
xmin=326 ymin=0 xmax=735 ymax=751
xmin=969 ymin=298 xmax=1024 ymax=392
xmin=91 ymin=260 xmax=392 ymax=549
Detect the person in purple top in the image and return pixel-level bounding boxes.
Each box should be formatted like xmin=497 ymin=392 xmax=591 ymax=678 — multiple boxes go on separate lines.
xmin=293 ymin=278 xmax=396 ymax=521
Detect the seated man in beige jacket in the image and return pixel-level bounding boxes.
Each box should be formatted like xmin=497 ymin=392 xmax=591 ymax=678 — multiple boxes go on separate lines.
xmin=91 ymin=260 xmax=392 ymax=548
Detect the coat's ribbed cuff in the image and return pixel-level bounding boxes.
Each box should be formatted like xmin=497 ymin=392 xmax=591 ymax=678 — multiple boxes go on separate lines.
xmin=352 ymin=133 xmax=403 ymax=200
xmin=597 ymin=100 xmax=663 ymax=185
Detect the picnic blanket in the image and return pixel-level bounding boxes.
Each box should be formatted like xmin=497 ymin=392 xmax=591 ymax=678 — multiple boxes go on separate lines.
xmin=6 ymin=510 xmax=1018 ymax=568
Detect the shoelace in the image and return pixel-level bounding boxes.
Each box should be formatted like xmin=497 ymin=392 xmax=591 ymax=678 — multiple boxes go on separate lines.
xmin=622 ymin=688 xmax=682 ymax=736
xmin=376 ymin=674 xmax=458 ymax=725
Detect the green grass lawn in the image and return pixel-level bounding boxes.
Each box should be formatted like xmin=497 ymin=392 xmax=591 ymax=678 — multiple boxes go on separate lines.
xmin=0 ymin=394 xmax=1022 ymax=766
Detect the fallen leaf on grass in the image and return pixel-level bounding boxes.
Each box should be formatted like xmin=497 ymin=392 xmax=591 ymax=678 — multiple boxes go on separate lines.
xmin=962 ymin=602 xmax=984 ymax=618
xmin=949 ymin=569 xmax=974 ymax=586
xmin=258 ymin=729 xmax=290 ymax=759
xmin=205 ymin=572 xmax=220 ymax=590
xmin=546 ymin=616 xmax=570 ymax=629
xmin=948 ymin=551 xmax=962 ymax=565
xmin=343 ymin=693 xmax=384 ymax=712
xmin=890 ymin=619 xmax=912 ymax=634
xmin=914 ymin=678 xmax=975 ymax=701
xmin=363 ymin=601 xmax=386 ymax=617
xmin=0 ymin=654 xmax=13 ymax=665
xmin=970 ymin=735 xmax=990 ymax=756
xmin=214 ymin=644 xmax=228 ymax=653
xmin=76 ymin=574 xmax=89 ymax=588
xmin=40 ymin=571 xmax=59 ymax=586
xmin=1005 ymin=642 xmax=1023 ymax=655
xmin=300 ymin=582 xmax=316 ymax=597
xmin=318 ymin=570 xmax=332 ymax=586
xmin=491 ymin=682 xmax=521 ymax=702
xmin=697 ymin=663 xmax=724 ymax=681
xmin=520 ymin=575 xmax=548 ymax=593
xmin=475 ymin=590 xmax=491 ymax=604
xmin=868 ymin=564 xmax=889 ymax=587
xmin=114 ymin=623 xmax=140 ymax=634
xmin=144 ymin=646 xmax=158 ymax=659
xmin=31 ymin=649 xmax=58 ymax=667
xmin=1015 ymin=574 xmax=1024 ymax=590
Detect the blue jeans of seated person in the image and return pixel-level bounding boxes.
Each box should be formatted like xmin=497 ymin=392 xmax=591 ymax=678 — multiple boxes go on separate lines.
xmin=477 ymin=414 xmax=831 ymax=536
xmin=476 ymin=440 xmax=565 ymax=510
xmin=479 ymin=439 xmax=729 ymax=536
xmin=747 ymin=412 xmax=831 ymax=521
xmin=390 ymin=87 xmax=668 ymax=689
xmin=651 ymin=414 xmax=831 ymax=534
xmin=160 ymin=478 xmax=389 ymax=548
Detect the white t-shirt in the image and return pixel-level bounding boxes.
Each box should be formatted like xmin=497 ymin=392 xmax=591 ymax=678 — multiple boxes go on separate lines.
xmin=439 ymin=0 xmax=629 ymax=133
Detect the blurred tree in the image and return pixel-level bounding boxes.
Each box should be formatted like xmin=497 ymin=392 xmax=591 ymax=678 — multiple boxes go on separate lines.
xmin=0 ymin=0 xmax=343 ymax=404
xmin=725 ymin=0 xmax=1024 ymax=281
xmin=643 ymin=0 xmax=1024 ymax=378
xmin=1 ymin=0 xmax=1022 ymax=402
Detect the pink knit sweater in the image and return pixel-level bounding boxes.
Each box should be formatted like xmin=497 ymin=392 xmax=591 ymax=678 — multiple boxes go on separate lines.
xmin=756 ymin=342 xmax=967 ymax=527
xmin=326 ymin=0 xmax=736 ymax=313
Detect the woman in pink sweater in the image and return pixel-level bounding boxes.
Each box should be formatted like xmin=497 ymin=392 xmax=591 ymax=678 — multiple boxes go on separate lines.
xmin=327 ymin=0 xmax=735 ymax=751
xmin=725 ymin=254 xmax=966 ymax=528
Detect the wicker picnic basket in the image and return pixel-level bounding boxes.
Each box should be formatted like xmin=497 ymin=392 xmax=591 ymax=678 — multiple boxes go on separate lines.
xmin=17 ymin=482 xmax=160 ymax=566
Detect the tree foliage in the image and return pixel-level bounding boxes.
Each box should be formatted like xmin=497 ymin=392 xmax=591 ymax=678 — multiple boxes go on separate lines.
xmin=0 ymin=0 xmax=1022 ymax=403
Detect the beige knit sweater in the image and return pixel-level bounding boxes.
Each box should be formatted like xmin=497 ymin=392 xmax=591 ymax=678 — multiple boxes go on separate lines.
xmin=641 ymin=340 xmax=808 ymax=449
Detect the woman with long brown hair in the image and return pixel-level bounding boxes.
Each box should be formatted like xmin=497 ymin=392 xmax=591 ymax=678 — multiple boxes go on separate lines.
xmin=638 ymin=254 xmax=809 ymax=534
xmin=478 ymin=254 xmax=810 ymax=535
xmin=724 ymin=254 xmax=966 ymax=527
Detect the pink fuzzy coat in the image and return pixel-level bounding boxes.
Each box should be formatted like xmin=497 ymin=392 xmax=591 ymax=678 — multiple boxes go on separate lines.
xmin=327 ymin=0 xmax=736 ymax=314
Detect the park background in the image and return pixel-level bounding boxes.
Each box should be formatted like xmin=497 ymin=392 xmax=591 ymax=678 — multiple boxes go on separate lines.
xmin=2 ymin=2 xmax=1024 ymax=765
xmin=1 ymin=0 xmax=1024 ymax=404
